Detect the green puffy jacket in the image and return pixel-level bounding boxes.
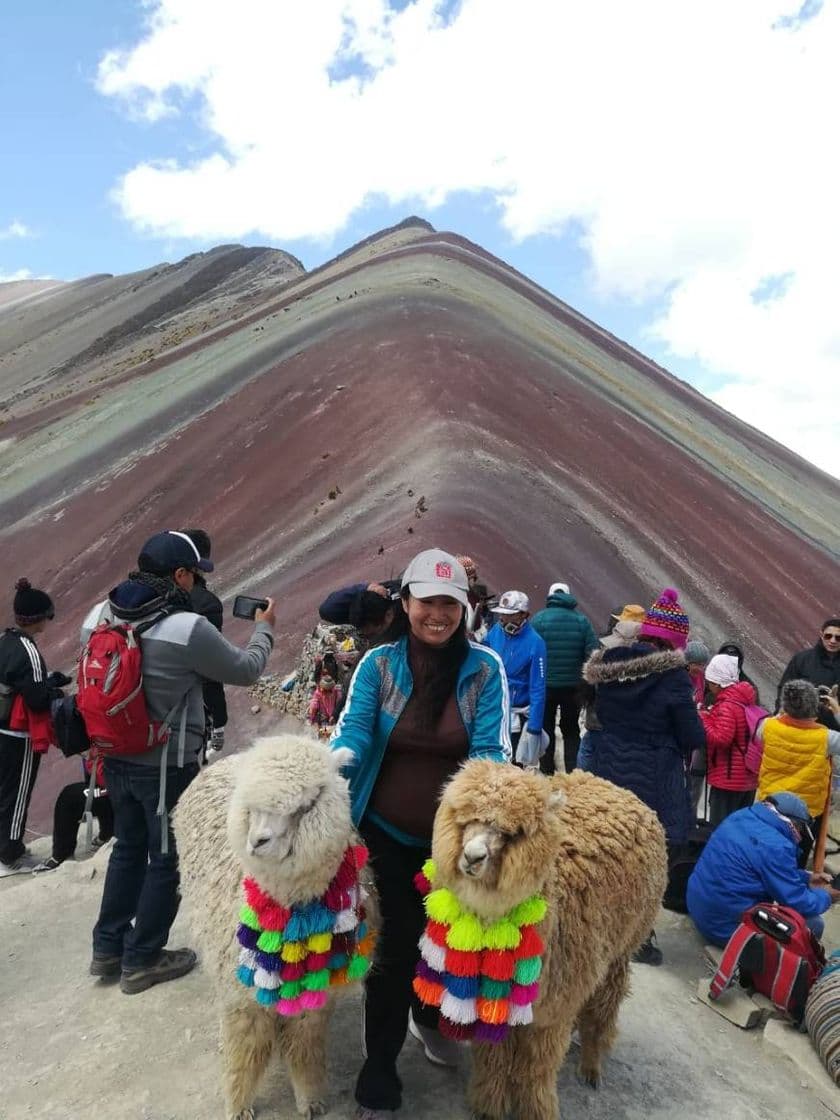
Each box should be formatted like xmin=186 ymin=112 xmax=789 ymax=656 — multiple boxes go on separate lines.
xmin=530 ymin=592 xmax=599 ymax=687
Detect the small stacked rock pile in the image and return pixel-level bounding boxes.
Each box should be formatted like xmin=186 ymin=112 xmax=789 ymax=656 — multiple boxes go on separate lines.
xmin=249 ymin=622 xmax=368 ymax=721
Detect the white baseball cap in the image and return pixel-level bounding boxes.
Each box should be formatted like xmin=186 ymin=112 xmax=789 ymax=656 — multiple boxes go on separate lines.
xmin=548 ymin=582 xmax=570 ymax=596
xmin=492 ymin=590 xmax=531 ymax=615
xmin=401 ymin=549 xmax=469 ymax=607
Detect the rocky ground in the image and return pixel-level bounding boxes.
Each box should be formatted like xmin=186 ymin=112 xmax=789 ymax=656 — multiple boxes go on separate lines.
xmin=2 ymin=822 xmax=838 ymax=1120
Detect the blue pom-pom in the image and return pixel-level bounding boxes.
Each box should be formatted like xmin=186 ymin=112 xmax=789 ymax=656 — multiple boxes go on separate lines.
xmin=444 ymin=972 xmax=480 ymax=1000
xmin=236 ymin=965 xmax=255 ymax=988
xmin=255 ymin=986 xmax=277 ymax=1006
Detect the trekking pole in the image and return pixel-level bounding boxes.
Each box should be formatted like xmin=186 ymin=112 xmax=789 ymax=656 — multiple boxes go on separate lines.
xmin=813 ymin=761 xmax=833 ymax=873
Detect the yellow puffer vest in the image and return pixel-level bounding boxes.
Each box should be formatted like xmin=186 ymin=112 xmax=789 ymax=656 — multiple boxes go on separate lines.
xmin=757 ymin=716 xmax=830 ymax=816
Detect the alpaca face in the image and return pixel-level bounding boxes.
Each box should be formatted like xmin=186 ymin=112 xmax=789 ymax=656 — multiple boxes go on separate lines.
xmin=228 ymin=740 xmax=356 ymax=903
xmin=458 ymin=821 xmax=519 ymax=886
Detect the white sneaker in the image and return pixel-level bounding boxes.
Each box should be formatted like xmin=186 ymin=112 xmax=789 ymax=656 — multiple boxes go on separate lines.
xmin=0 ymin=852 xmax=40 ymax=877
xmin=408 ymin=1013 xmax=462 ymax=1067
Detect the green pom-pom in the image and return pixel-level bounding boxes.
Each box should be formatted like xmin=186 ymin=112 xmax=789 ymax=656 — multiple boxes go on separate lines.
xmin=426 ymin=888 xmax=462 ymax=925
xmin=421 ymin=858 xmax=437 ymax=882
xmin=514 ymin=956 xmax=542 ymax=985
xmin=347 ymin=953 xmax=370 ymax=981
xmin=280 ymin=980 xmax=303 ymax=999
xmin=483 ymin=920 xmax=520 ymax=950
xmin=446 ymin=912 xmax=485 ymax=951
xmin=256 ymin=930 xmax=282 ymax=953
xmin=480 ymin=977 xmax=511 ymax=1000
xmin=508 ymin=895 xmax=547 ymax=927
xmin=302 ymin=969 xmax=331 ymax=992
xmin=239 ymin=904 xmax=261 ymax=930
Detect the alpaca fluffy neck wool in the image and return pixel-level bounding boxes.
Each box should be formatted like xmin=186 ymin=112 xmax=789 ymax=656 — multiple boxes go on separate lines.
xmin=236 ymin=844 xmax=375 ymax=1016
xmin=412 ymin=859 xmax=546 ymax=1044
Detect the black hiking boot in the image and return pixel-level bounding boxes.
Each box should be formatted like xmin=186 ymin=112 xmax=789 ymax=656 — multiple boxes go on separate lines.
xmin=632 ymin=934 xmax=663 ymax=967
xmin=120 ymin=947 xmax=197 ymax=994
xmin=90 ymin=951 xmax=123 ymax=978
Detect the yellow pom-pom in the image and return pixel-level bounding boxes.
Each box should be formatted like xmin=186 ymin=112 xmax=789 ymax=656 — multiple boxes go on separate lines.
xmin=426 ymin=888 xmax=462 ymax=925
xmin=280 ymin=940 xmax=308 ymax=962
xmin=307 ymin=932 xmax=332 ymax=954
xmin=483 ymin=920 xmax=520 ymax=950
xmin=446 ymin=912 xmax=485 ymax=952
xmin=421 ymin=858 xmax=437 ymax=883
xmin=508 ymin=895 xmax=547 ymax=927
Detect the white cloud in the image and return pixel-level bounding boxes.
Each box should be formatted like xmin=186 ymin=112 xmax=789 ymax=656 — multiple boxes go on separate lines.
xmin=0 ymin=269 xmax=33 ymax=283
xmin=0 ymin=221 xmax=32 ymax=240
xmin=97 ymin=0 xmax=840 ymax=475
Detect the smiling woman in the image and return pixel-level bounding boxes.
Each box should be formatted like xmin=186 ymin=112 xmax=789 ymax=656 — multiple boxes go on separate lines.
xmin=330 ymin=548 xmax=511 ymax=1118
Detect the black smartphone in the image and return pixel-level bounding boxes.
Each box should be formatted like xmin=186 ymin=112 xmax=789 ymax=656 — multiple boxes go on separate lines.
xmin=832 ymin=872 xmax=840 ymax=891
xmin=232 ymin=594 xmax=269 ymax=620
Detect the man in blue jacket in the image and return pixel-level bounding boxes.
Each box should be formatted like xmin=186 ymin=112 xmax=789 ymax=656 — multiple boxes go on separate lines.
xmin=484 ymin=591 xmax=547 ymax=767
xmin=530 ymin=582 xmax=599 ymax=775
xmin=687 ymin=792 xmax=839 ymax=946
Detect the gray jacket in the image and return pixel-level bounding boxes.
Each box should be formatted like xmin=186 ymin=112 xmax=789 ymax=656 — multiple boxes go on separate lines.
xmin=81 ymin=602 xmax=273 ymax=767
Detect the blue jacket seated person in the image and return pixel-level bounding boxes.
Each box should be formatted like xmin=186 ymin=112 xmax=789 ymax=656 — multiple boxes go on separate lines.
xmin=687 ymin=791 xmax=839 ymax=946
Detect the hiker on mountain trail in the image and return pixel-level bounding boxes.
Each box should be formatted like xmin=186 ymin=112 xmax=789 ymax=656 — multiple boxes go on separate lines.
xmin=717 ymin=640 xmax=760 ymax=705
xmin=687 ymin=792 xmax=839 ymax=947
xmin=0 ymin=579 xmax=68 ymax=876
xmin=319 ymin=578 xmax=404 ymax=642
xmin=530 ymin=582 xmax=599 ymax=775
xmin=700 ymin=654 xmax=759 ymax=827
xmin=484 ymin=591 xmax=547 ymax=767
xmin=582 ymin=587 xmax=705 ymax=966
xmin=757 ymin=679 xmax=840 ymax=867
xmin=181 ymin=528 xmax=227 ymax=757
xmin=32 ymin=755 xmax=113 ymax=874
xmin=777 ymin=619 xmax=840 ymax=730
xmin=82 ymin=530 xmax=275 ymax=995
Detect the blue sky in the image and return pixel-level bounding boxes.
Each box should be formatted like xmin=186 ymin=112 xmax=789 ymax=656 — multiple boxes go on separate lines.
xmin=2 ymin=1 xmax=836 ymax=475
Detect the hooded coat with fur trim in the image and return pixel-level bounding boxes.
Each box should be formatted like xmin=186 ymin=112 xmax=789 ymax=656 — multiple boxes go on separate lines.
xmin=583 ymin=644 xmax=705 ymax=844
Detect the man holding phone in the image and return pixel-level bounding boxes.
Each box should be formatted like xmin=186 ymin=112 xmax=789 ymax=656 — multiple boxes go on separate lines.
xmin=777 ymin=618 xmax=840 ymax=730
xmin=82 ymin=530 xmax=275 ymax=995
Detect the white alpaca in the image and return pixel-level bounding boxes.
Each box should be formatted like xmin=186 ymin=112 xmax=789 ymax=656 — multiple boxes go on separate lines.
xmin=173 ymin=735 xmax=370 ymax=1120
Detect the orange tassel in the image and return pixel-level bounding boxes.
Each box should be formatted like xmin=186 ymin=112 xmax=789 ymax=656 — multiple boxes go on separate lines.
xmin=477 ymin=997 xmax=509 ymax=1025
xmin=413 ymin=976 xmax=444 ymax=1007
xmin=329 ymin=967 xmax=349 ymax=986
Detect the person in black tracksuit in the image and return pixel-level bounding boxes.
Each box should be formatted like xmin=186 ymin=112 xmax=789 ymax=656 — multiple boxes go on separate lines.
xmin=0 ymin=578 xmax=64 ymax=874
xmin=182 ymin=530 xmax=228 ymax=752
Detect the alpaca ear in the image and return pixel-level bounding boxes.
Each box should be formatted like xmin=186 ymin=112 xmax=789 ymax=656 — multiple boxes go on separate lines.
xmin=329 ymin=747 xmax=355 ymax=771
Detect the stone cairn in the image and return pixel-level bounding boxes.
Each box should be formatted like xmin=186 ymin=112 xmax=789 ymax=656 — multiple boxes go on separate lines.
xmin=249 ymin=622 xmax=368 ymax=722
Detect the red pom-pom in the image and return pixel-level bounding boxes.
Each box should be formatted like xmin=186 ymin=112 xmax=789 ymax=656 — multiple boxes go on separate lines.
xmin=306 ymin=952 xmax=331 ymax=971
xmin=439 ymin=1016 xmax=474 ymax=1041
xmin=413 ymin=871 xmax=431 ymax=896
xmin=445 ymin=948 xmax=482 ymax=977
xmin=482 ymin=949 xmax=516 ymax=981
xmin=514 ymin=924 xmax=544 ymax=959
xmin=352 ymin=844 xmax=369 ymax=869
xmin=426 ymin=921 xmax=450 ymax=948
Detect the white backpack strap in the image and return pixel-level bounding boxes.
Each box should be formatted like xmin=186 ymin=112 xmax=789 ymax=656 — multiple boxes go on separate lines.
xmin=83 ymin=763 xmax=98 ymax=852
xmin=157 ymin=738 xmax=170 ymax=856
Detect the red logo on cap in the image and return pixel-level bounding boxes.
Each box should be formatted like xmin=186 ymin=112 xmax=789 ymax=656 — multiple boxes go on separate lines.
xmin=435 ymin=562 xmax=452 ymax=579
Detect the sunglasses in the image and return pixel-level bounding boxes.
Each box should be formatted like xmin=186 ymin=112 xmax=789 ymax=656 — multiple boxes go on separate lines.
xmin=823 ymin=632 xmax=840 ymax=642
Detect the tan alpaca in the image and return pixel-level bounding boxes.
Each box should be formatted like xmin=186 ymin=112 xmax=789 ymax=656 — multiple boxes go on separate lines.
xmin=430 ymin=761 xmax=667 ymax=1120
xmin=173 ymin=736 xmax=371 ymax=1120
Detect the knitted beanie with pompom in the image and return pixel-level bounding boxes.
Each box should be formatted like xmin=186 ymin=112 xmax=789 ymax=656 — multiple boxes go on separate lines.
xmin=638 ymin=587 xmax=690 ymax=650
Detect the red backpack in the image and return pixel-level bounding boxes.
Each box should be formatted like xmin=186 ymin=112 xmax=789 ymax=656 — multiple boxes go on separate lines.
xmin=709 ymin=903 xmax=826 ymax=1023
xmin=77 ymin=619 xmax=170 ymax=755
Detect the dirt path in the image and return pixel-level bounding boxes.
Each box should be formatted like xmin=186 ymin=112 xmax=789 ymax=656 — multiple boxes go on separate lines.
xmin=1 ymin=841 xmax=836 ymax=1120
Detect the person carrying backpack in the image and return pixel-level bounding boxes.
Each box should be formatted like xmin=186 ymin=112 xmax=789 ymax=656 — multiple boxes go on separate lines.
xmin=81 ymin=530 xmax=275 ymax=994
xmin=0 ymin=578 xmax=68 ymax=876
xmin=700 ymin=653 xmax=762 ymax=827
xmin=181 ymin=528 xmax=227 ymax=756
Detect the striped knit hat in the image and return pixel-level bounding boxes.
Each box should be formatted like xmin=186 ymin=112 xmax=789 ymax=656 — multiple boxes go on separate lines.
xmin=639 ymin=587 xmax=689 ymax=650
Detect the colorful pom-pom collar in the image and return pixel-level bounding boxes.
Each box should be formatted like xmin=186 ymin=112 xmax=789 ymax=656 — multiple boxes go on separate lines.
xmin=412 ymin=858 xmax=546 ymax=1044
xmin=236 ymin=843 xmax=375 ymax=1016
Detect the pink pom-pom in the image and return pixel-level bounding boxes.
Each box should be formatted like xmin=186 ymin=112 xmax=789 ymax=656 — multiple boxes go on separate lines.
xmin=660 ymin=587 xmax=679 ymax=603
xmin=299 ymin=988 xmax=328 ymax=1011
